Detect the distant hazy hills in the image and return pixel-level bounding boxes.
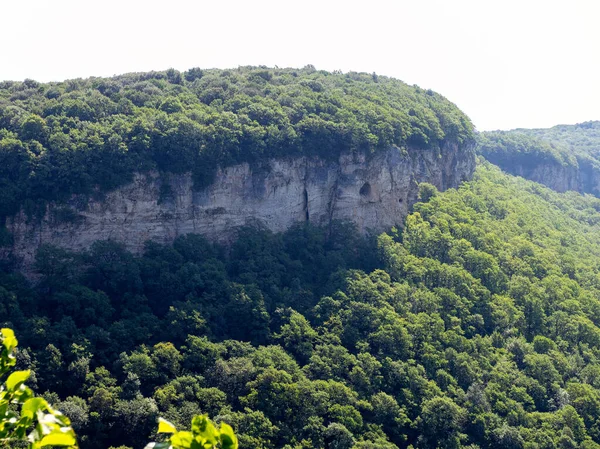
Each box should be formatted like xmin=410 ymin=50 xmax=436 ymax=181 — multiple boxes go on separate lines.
xmin=477 ymin=121 xmax=600 ymax=195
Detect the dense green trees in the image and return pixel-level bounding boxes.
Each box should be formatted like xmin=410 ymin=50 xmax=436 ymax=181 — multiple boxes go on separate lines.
xmin=476 ymin=121 xmax=600 ymax=195
xmin=476 ymin=131 xmax=577 ymax=170
xmin=6 ymin=162 xmax=600 ymax=448
xmin=477 ymin=121 xmax=600 ymax=168
xmin=515 ymin=121 xmax=600 ymax=160
xmin=1 ymin=327 xmax=238 ymax=449
xmin=0 ymin=67 xmax=473 ymax=219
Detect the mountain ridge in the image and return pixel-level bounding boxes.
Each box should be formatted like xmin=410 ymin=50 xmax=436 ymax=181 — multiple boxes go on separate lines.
xmin=476 ymin=121 xmax=600 ymax=194
xmin=0 ymin=66 xmax=475 ymax=266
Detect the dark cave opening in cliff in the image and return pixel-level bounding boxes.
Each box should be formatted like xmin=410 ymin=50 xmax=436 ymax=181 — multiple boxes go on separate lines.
xmin=360 ymin=183 xmax=372 ymax=197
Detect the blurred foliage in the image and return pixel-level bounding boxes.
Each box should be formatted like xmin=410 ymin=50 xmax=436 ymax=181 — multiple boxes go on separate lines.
xmin=146 ymin=416 xmax=237 ymax=449
xmin=0 ymin=327 xmax=77 ymax=448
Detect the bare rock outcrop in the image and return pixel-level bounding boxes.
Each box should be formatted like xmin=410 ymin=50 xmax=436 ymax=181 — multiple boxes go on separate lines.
xmin=5 ymin=142 xmax=474 ymax=267
xmin=484 ymin=154 xmax=600 ymax=196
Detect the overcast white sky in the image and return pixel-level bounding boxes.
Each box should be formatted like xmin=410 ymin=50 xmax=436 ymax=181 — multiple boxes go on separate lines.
xmin=2 ymin=0 xmax=599 ymax=131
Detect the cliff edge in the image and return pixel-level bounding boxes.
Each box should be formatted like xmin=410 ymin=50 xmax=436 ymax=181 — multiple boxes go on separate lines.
xmin=5 ymin=141 xmax=474 ymax=267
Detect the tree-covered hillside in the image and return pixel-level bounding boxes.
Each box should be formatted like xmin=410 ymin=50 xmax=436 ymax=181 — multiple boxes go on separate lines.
xmin=516 ymin=121 xmax=600 ymax=160
xmin=477 ymin=121 xmax=600 ymax=175
xmin=0 ymin=66 xmax=473 ymax=218
xmin=476 ymin=131 xmax=577 ymax=170
xmin=4 ymin=163 xmax=600 ymax=448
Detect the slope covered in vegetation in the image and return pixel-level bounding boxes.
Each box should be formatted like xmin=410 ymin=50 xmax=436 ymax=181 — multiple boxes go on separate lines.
xmin=476 ymin=131 xmax=577 ymax=169
xmin=477 ymin=121 xmax=600 ymax=167
xmin=476 ymin=122 xmax=600 ymax=196
xmin=517 ymin=121 xmax=600 ymax=160
xmin=3 ymin=163 xmax=600 ymax=448
xmin=0 ymin=66 xmax=473 ymax=219
xmin=476 ymin=122 xmax=600 ymax=193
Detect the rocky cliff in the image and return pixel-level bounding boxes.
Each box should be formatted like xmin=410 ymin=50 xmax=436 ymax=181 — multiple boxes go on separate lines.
xmin=483 ymin=153 xmax=600 ymax=196
xmin=5 ymin=142 xmax=474 ymax=267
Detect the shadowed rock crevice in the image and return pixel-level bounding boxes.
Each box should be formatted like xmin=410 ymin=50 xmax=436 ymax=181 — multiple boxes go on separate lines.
xmin=303 ymin=188 xmax=309 ymax=222
xmin=359 ymin=183 xmax=372 ymax=197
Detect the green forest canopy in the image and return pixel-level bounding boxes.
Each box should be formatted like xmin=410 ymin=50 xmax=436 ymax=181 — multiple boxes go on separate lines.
xmin=0 ymin=66 xmax=473 ymax=218
xmin=516 ymin=121 xmax=600 ymax=159
xmin=477 ymin=121 xmax=600 ymax=170
xmin=0 ymin=327 xmax=237 ymax=449
xmin=4 ymin=163 xmax=600 ymax=448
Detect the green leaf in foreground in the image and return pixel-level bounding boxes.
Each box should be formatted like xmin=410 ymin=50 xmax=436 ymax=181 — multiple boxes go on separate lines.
xmin=37 ymin=431 xmax=77 ymax=448
xmin=0 ymin=328 xmax=77 ymax=448
xmin=157 ymin=418 xmax=177 ymax=434
xmin=147 ymin=415 xmax=238 ymax=449
xmin=6 ymin=370 xmax=30 ymax=391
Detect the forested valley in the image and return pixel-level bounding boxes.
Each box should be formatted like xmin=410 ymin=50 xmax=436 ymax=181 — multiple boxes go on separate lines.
xmin=2 ymin=67 xmax=600 ymax=449
xmin=3 ymin=163 xmax=600 ymax=448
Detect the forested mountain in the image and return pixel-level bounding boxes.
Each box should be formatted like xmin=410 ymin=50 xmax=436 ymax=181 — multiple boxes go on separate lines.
xmin=0 ymin=66 xmax=473 ymax=219
xmin=2 ymin=162 xmax=600 ymax=449
xmin=3 ymin=67 xmax=600 ymax=449
xmin=476 ymin=122 xmax=600 ymax=195
xmin=516 ymin=121 xmax=600 ymax=160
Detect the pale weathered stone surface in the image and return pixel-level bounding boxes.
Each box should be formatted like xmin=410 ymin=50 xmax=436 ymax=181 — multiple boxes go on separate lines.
xmin=504 ymin=161 xmax=582 ymax=193
xmin=5 ymin=142 xmax=474 ymax=268
xmin=483 ymin=155 xmax=600 ymax=196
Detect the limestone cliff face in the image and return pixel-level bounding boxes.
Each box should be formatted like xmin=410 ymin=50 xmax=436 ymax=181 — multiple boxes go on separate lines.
xmin=485 ymin=157 xmax=581 ymax=193
xmin=5 ymin=142 xmax=474 ymax=267
xmin=483 ymin=154 xmax=600 ymax=196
